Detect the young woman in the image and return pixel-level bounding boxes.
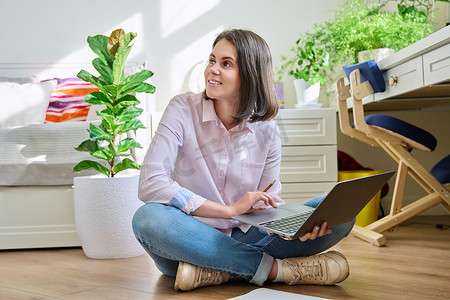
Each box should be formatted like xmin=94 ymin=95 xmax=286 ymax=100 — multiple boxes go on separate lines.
xmin=132 ymin=29 xmax=354 ymax=291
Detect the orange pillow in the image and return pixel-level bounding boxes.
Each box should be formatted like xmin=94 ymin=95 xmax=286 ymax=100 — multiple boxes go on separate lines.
xmin=44 ymin=78 xmax=99 ymax=123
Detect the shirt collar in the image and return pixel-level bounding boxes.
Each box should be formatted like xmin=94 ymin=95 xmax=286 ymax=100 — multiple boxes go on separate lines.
xmin=202 ymin=98 xmax=254 ymax=133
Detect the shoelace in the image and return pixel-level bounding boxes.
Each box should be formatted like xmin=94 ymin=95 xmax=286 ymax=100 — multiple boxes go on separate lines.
xmin=285 ymin=257 xmax=325 ymax=283
xmin=196 ymin=268 xmax=226 ymax=287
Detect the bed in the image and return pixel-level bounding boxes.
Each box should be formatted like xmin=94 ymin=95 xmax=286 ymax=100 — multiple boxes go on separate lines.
xmin=0 ymin=62 xmax=155 ymax=249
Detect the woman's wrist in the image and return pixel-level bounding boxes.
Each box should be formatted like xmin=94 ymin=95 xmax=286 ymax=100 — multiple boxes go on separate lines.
xmin=193 ymin=200 xmax=234 ymax=219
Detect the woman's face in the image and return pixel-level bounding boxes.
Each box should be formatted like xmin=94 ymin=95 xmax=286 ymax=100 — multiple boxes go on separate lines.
xmin=204 ymin=38 xmax=241 ymax=102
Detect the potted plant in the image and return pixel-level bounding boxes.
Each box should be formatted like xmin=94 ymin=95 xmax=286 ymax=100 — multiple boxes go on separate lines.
xmin=73 ymin=29 xmax=156 ymax=259
xmin=277 ymin=37 xmax=329 ymax=107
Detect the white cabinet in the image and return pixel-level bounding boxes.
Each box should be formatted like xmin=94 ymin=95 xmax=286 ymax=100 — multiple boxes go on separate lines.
xmin=275 ymin=109 xmax=337 ymax=203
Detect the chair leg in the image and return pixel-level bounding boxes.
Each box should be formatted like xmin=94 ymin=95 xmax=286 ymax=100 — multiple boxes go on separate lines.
xmin=388 ymin=160 xmax=408 ymax=232
xmin=366 ymin=192 xmax=442 ymax=233
xmin=440 ymin=183 xmax=450 ymax=213
xmin=351 ymin=225 xmax=386 ymax=246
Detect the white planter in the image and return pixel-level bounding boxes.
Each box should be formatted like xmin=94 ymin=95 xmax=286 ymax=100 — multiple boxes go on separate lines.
xmin=358 ymin=48 xmax=395 ymax=63
xmin=74 ymin=174 xmax=145 ymax=259
xmin=293 ymin=79 xmax=320 ymax=105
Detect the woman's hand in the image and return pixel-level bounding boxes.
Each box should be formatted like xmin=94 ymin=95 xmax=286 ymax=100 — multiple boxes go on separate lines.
xmin=229 ymin=191 xmax=278 ymax=217
xmin=192 ymin=192 xmax=277 ymax=219
xmin=280 ymin=221 xmax=332 ymax=242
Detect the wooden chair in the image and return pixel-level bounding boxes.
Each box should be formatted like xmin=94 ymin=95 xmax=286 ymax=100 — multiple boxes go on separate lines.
xmin=336 ymin=63 xmax=450 ymax=246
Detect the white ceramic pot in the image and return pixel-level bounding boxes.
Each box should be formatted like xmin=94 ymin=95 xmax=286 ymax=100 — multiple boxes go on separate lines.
xmin=74 ymin=174 xmax=145 ymax=259
xmin=293 ymin=79 xmax=320 ymax=105
xmin=358 ymin=48 xmax=395 ymax=63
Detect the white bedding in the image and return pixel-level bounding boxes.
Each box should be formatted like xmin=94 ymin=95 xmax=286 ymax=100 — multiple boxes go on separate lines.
xmin=0 ymin=121 xmax=100 ymax=185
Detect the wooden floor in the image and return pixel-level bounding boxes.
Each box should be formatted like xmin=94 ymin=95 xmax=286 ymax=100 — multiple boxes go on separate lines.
xmin=1 ymin=215 xmax=449 ymax=300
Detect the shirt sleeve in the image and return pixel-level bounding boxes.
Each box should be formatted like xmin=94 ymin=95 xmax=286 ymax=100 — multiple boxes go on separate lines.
xmin=138 ymin=95 xmax=207 ymax=214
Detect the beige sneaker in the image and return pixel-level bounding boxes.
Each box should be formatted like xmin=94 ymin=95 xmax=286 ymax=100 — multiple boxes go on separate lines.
xmin=174 ymin=261 xmax=230 ymax=291
xmin=281 ymin=250 xmax=349 ymax=285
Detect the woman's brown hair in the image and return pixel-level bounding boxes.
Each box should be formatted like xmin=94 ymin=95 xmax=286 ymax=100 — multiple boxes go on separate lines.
xmin=204 ymin=29 xmax=279 ymax=125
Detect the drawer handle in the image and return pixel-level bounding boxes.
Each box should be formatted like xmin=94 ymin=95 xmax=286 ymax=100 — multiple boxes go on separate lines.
xmin=389 ymin=76 xmax=398 ymax=86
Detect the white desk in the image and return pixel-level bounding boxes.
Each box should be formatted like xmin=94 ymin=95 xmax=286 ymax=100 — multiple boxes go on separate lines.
xmin=357 ymin=26 xmax=450 ymax=111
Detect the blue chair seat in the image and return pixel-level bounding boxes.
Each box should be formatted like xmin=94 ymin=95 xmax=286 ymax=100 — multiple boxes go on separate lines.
xmin=431 ymin=155 xmax=450 ymax=184
xmin=364 ymin=114 xmax=437 ymax=152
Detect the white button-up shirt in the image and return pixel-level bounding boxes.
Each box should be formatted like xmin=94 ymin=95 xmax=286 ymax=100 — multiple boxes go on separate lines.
xmin=139 ymin=92 xmax=283 ymax=235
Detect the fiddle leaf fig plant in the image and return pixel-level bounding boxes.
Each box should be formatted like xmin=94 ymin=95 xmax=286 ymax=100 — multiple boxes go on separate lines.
xmin=73 ymin=29 xmax=155 ymax=177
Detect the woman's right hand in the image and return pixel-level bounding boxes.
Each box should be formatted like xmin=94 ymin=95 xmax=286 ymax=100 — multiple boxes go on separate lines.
xmin=229 ymin=191 xmax=278 ymax=217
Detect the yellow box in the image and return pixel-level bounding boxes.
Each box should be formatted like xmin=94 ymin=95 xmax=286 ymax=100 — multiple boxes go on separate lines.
xmin=338 ymin=170 xmax=384 ymax=227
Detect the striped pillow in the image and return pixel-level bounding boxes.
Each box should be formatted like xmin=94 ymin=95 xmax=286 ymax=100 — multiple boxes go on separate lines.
xmin=45 ymin=78 xmax=99 ymax=123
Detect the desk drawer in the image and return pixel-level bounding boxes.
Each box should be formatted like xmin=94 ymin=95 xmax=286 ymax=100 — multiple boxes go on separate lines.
xmin=374 ymin=56 xmax=423 ymax=101
xmin=423 ymin=43 xmax=450 ymax=86
xmin=275 ymin=109 xmax=336 ymax=146
xmin=280 ymin=145 xmax=337 ymax=182
xmin=281 ymin=182 xmax=336 ymax=203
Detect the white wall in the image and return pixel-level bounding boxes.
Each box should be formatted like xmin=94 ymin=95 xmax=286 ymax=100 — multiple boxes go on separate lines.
xmin=0 ymin=0 xmax=346 ymax=112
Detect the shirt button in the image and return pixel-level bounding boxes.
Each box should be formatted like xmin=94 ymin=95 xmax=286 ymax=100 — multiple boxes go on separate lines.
xmin=220 ymin=171 xmax=225 ymax=176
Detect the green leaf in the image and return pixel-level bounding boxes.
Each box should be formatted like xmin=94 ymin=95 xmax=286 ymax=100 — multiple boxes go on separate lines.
xmin=89 ymin=123 xmax=115 ymax=141
xmin=113 ymin=45 xmax=133 ymax=85
xmin=117 ymin=119 xmax=145 ymax=134
xmin=107 ymin=29 xmax=125 ymax=58
xmin=99 ymin=113 xmax=116 ymax=133
xmin=84 ymin=91 xmax=112 ymax=105
xmin=92 ymin=58 xmax=113 ymax=84
xmin=92 ymin=148 xmax=113 ymax=161
xmin=87 ymin=35 xmax=113 ymax=68
xmin=117 ymin=138 xmax=142 ymax=153
xmin=125 ymin=69 xmax=154 ymax=84
xmin=116 ymin=94 xmax=140 ymax=108
xmin=132 ymin=82 xmax=156 ymax=94
xmin=118 ymin=106 xmax=143 ymax=123
xmin=102 ymin=85 xmax=119 ymax=98
xmin=73 ymin=160 xmax=111 ymax=177
xmin=77 ymin=70 xmax=104 ymax=89
xmin=75 ymin=140 xmax=101 ymax=153
xmin=122 ymin=32 xmax=137 ymax=48
xmin=117 ymin=70 xmax=155 ymax=97
xmin=112 ymin=158 xmax=140 ymax=174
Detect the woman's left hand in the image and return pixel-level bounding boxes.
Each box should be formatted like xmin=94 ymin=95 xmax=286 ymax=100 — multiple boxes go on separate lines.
xmin=280 ymin=221 xmax=332 ymax=241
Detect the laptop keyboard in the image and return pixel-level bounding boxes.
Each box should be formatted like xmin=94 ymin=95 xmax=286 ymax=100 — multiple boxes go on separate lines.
xmin=259 ymin=212 xmax=311 ymax=234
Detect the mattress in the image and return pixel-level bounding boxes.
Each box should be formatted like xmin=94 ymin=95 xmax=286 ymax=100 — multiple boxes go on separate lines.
xmin=0 ymin=121 xmax=100 ymax=185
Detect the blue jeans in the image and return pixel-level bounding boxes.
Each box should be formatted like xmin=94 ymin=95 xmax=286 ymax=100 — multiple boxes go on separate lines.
xmin=132 ymin=195 xmax=355 ymax=286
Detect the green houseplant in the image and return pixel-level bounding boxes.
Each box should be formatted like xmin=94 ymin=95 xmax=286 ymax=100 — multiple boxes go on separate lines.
xmin=277 ymin=38 xmax=329 ymax=106
xmin=73 ymin=28 xmax=155 ymax=177
xmin=73 ymin=29 xmax=155 ymax=259
xmin=277 ymin=38 xmax=329 ymax=85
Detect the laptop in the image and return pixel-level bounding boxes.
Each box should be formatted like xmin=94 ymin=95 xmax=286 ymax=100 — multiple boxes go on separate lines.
xmin=232 ymin=171 xmax=395 ymax=239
